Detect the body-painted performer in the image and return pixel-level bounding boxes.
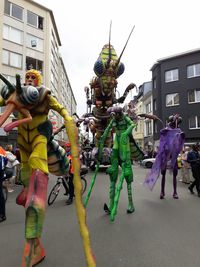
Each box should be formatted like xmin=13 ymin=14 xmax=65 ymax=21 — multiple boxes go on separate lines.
xmin=84 ymin=106 xmax=144 ymax=222
xmin=0 ymin=70 xmax=95 ymax=267
xmin=144 ymin=114 xmax=185 ymax=199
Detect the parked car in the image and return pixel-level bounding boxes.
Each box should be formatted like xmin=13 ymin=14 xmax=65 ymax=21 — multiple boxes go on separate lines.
xmin=141 ymin=155 xmax=182 ymax=169
xmin=141 ymin=158 xmax=155 ymax=169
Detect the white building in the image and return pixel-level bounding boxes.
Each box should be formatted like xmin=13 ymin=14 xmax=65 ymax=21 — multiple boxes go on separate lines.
xmin=0 ymin=0 xmax=76 ymax=144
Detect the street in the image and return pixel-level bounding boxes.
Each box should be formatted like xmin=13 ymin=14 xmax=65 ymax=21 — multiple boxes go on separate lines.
xmin=0 ymin=164 xmax=200 ymax=267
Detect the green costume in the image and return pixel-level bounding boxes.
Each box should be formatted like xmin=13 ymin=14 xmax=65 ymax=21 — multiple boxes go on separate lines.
xmin=84 ymin=106 xmax=140 ymax=222
xmin=105 ymin=109 xmax=136 ymax=221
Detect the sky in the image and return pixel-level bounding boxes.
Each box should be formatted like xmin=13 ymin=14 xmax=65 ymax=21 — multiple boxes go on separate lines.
xmin=34 ymin=0 xmax=200 ymax=116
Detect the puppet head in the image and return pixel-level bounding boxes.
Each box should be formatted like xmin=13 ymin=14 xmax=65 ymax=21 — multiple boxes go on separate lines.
xmin=167 ymin=114 xmax=182 ymax=128
xmin=25 ymin=69 xmax=42 ymax=87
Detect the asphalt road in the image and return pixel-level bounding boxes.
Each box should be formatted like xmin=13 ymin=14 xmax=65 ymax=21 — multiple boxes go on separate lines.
xmin=0 ymin=164 xmax=200 ymax=267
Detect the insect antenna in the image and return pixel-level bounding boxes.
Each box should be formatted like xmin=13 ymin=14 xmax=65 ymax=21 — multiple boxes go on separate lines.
xmin=116 ymin=25 xmax=135 ymax=66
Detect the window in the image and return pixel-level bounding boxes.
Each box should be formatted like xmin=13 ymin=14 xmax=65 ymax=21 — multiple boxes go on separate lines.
xmin=51 ymin=71 xmax=55 ymax=84
xmin=26 ymin=34 xmax=43 ymax=52
xmin=51 ymin=49 xmax=55 ymax=64
xmin=165 ymin=69 xmax=179 ymax=83
xmin=154 ymin=121 xmax=158 ymax=134
xmin=188 ymin=89 xmax=200 ymax=103
xmin=189 ymin=115 xmax=200 ymax=129
xmin=166 ymin=93 xmax=179 ymax=106
xmin=2 ymin=74 xmax=16 ymax=85
xmin=187 ymin=63 xmax=200 ymax=78
xmin=26 ymin=56 xmax=43 ymax=74
xmin=153 ymin=99 xmax=157 ymax=111
xmin=2 ymin=49 xmax=22 ymax=68
xmin=145 ymin=121 xmax=152 ymax=135
xmin=27 ymin=11 xmax=43 ymax=29
xmin=153 ymin=78 xmax=156 ymax=89
xmin=145 ymin=102 xmax=151 ymax=113
xmin=4 ymin=0 xmax=23 ymax=20
xmin=0 ymin=74 xmax=16 ymax=102
xmin=51 ymin=41 xmax=58 ymax=68
xmin=3 ymin=24 xmax=23 ymax=44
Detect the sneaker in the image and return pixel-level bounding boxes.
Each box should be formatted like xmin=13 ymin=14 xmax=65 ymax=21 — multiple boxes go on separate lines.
xmin=8 ymin=189 xmax=14 ymax=193
xmin=173 ymin=193 xmax=179 ymax=199
xmin=66 ymin=198 xmax=73 ymax=205
xmin=103 ymin=203 xmax=110 ymax=214
xmin=188 ymin=186 xmax=194 ymax=194
xmin=160 ymin=193 xmax=165 ymax=199
xmin=0 ymin=216 xmax=6 ymax=223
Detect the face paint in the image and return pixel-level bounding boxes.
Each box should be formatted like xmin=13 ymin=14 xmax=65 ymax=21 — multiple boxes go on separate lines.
xmin=25 ymin=73 xmax=38 ymax=86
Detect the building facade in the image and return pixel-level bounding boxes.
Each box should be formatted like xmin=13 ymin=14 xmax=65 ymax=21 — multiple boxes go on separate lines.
xmin=151 ymin=49 xmax=200 ymax=146
xmin=0 ymin=0 xmax=76 ymax=147
xmin=133 ymin=88 xmax=144 ymax=149
xmin=140 ymin=81 xmax=154 ymax=150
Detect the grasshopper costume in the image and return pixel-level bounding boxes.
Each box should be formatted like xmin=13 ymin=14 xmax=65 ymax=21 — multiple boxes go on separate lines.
xmin=0 ymin=71 xmax=95 ymax=267
xmin=84 ymin=106 xmax=143 ymax=222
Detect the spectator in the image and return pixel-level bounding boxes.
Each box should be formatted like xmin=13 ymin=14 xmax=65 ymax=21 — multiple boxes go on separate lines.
xmin=187 ymin=143 xmax=200 ymax=197
xmin=63 ymin=142 xmax=74 ymax=205
xmin=13 ymin=147 xmax=22 ymax=185
xmin=180 ymin=147 xmax=191 ymax=184
xmin=0 ymin=146 xmax=8 ymax=222
xmin=5 ymin=144 xmax=20 ymax=192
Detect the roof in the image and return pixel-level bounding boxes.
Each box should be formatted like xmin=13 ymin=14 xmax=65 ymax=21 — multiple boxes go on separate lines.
xmin=150 ymin=47 xmax=200 ymax=71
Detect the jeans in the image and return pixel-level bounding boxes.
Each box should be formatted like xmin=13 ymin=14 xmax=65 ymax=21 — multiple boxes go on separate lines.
xmin=0 ymin=180 xmax=5 ymax=217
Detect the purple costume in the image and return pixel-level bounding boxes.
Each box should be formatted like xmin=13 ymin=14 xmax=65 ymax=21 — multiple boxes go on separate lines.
xmin=144 ymin=114 xmax=185 ymax=199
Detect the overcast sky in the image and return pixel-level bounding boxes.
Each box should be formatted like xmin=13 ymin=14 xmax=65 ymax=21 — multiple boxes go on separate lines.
xmin=35 ymin=0 xmax=200 ymax=115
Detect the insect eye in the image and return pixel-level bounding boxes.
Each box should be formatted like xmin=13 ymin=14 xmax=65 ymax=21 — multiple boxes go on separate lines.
xmin=116 ymin=62 xmax=125 ymax=77
xmin=93 ymin=59 xmax=105 ymax=76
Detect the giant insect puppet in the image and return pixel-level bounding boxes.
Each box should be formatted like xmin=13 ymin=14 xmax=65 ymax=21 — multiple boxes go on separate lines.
xmin=0 ymin=70 xmax=95 ymax=267
xmin=84 ymin=105 xmax=146 ymax=222
xmin=84 ymin=23 xmax=136 ymax=162
xmin=144 ymin=114 xmax=185 ymax=199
